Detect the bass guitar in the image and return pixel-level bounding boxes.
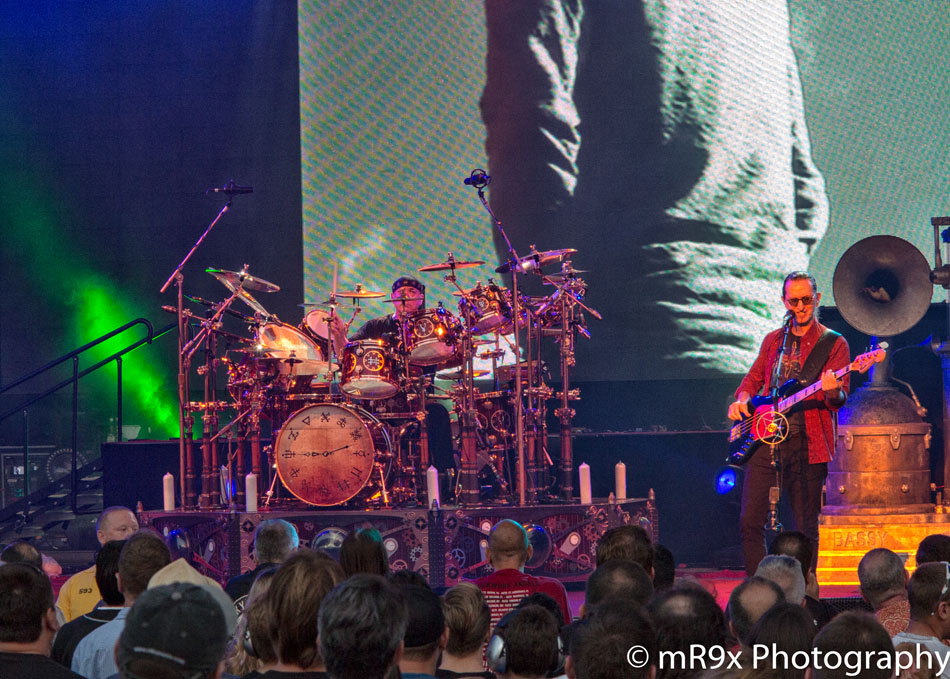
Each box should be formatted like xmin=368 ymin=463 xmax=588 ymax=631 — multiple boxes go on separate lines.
xmin=726 ymin=347 xmax=885 ymax=466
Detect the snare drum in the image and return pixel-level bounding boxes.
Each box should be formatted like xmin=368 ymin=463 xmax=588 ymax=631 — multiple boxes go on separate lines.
xmin=341 ymin=339 xmax=400 ymax=399
xmin=404 ymin=306 xmax=461 ymax=365
xmin=274 ymin=403 xmax=392 ymax=506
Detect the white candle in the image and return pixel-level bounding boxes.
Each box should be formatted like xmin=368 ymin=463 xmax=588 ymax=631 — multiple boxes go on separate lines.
xmin=615 ymin=462 xmax=627 ymax=500
xmin=426 ymin=466 xmax=440 ymax=509
xmin=162 ymin=473 xmax=175 ymax=511
xmin=579 ymin=463 xmax=592 ymax=504
xmin=246 ymin=473 xmax=258 ymax=513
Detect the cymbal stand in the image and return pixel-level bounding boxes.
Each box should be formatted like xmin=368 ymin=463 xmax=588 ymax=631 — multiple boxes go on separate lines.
xmin=524 ymin=282 xmax=553 ymax=502
xmin=537 ymin=264 xmax=600 ymax=501
xmin=468 ymin=174 xmax=529 ymax=505
xmin=444 ymin=263 xmax=481 ymax=506
xmin=160 ymin=196 xmax=235 ymax=508
xmin=524 ymin=305 xmax=552 ymax=496
xmin=199 ymin=323 xmax=217 ymax=507
xmin=182 ymin=290 xmax=245 ymax=508
xmin=410 ymin=375 xmax=431 ymax=506
xmin=554 ymin=279 xmax=577 ymax=501
xmin=323 ymin=292 xmax=362 ymax=389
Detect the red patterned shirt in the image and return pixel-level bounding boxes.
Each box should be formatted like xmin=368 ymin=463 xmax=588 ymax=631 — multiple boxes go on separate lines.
xmin=876 ymin=597 xmax=910 ymax=637
xmin=472 ymin=568 xmax=572 ymax=626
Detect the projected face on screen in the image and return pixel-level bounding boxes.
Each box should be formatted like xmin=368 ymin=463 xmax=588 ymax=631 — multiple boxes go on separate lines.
xmin=299 ymin=1 xmax=950 ymax=381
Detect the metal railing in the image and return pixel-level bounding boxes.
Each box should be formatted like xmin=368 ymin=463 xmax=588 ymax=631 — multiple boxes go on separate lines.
xmin=0 ymin=318 xmax=176 ymax=513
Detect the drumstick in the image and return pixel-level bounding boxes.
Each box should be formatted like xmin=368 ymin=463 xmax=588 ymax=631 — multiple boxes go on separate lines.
xmin=332 ymin=263 xmax=338 ymax=298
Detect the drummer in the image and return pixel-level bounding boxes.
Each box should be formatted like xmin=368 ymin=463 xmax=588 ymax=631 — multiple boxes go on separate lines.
xmin=328 ymin=276 xmax=426 ymax=349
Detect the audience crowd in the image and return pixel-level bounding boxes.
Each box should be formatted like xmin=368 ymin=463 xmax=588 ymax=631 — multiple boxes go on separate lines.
xmin=3 ymin=508 xmax=950 ymax=679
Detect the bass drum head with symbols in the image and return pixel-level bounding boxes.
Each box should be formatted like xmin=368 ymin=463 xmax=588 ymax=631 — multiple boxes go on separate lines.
xmin=274 ymin=403 xmax=391 ymax=507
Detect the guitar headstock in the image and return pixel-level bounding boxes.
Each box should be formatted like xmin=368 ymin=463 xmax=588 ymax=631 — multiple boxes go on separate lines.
xmin=851 ymin=346 xmax=886 ymax=374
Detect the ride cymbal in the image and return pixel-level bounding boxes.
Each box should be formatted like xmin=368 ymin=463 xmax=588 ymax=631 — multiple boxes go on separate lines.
xmin=418 ymin=255 xmax=485 ymax=272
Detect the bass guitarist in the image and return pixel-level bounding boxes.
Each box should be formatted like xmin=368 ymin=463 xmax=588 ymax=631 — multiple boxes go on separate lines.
xmin=727 ymin=271 xmax=849 ymax=575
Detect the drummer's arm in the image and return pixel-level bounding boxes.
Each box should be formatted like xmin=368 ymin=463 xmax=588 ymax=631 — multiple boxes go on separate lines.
xmin=329 ymin=316 xmax=350 ymax=355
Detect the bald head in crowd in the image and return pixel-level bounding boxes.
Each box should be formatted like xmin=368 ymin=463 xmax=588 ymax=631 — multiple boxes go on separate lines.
xmin=488 ymin=520 xmax=531 ymax=570
xmin=97 ymin=507 xmax=139 ymax=546
xmin=726 ymin=576 xmax=784 ymax=646
xmin=858 ymin=548 xmax=907 ymax=610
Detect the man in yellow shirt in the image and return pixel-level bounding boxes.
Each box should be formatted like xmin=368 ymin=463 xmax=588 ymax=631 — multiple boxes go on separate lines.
xmin=56 ymin=506 xmax=138 ymax=622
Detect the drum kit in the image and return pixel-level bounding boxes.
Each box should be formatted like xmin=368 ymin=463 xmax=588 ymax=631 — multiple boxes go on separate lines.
xmin=164 ymin=242 xmax=598 ymax=511
xmin=156 ymin=173 xmax=600 ymax=510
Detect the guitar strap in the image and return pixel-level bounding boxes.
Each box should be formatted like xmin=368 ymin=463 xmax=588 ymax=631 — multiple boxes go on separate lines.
xmin=796 ymin=328 xmax=840 ymax=386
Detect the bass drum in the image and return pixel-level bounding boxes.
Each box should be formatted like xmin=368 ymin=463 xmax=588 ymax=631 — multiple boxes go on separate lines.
xmin=274 ymin=403 xmax=392 ymax=507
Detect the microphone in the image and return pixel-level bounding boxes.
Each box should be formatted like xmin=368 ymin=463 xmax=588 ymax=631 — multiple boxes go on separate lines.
xmin=463 ymin=170 xmax=490 ymax=187
xmin=783 ymin=310 xmax=794 ymax=326
xmin=206 ymin=181 xmax=254 ymax=195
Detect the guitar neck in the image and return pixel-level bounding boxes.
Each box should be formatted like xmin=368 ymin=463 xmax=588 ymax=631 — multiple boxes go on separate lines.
xmin=777 ymin=364 xmax=851 ymax=412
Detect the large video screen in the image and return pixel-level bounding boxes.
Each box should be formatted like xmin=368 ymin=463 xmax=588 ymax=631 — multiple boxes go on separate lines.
xmin=300 ymin=1 xmax=950 ymax=381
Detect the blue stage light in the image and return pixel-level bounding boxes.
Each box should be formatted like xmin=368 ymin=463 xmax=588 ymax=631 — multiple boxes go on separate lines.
xmin=715 ymin=467 xmax=738 ymax=495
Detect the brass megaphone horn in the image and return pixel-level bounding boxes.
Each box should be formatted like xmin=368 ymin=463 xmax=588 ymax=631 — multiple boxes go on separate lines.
xmin=832 ymin=235 xmax=932 ymax=337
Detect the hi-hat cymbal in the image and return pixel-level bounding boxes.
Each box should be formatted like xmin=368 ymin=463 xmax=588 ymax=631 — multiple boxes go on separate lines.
xmin=495 ymin=249 xmax=577 ymax=274
xmin=543 ymin=270 xmax=588 ymax=284
xmin=303 ymin=299 xmax=361 ymax=309
xmin=336 ymin=286 xmax=385 ymax=299
xmin=207 ymin=268 xmax=280 ymax=293
xmin=418 ymin=255 xmax=485 ymax=272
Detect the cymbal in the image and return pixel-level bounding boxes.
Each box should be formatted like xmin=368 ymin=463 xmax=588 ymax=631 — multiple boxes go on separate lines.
xmin=495 ymin=248 xmax=577 ymax=274
xmin=418 ymin=256 xmax=485 ymax=272
xmin=435 ymin=367 xmax=490 ymax=381
xmin=543 ymin=270 xmax=588 ymax=284
xmin=336 ymin=286 xmax=385 ymax=299
xmin=206 ymin=268 xmax=280 ymax=293
xmin=382 ymin=296 xmax=425 ymax=303
xmin=207 ymin=269 xmax=274 ymax=317
xmin=303 ymin=299 xmax=361 ymax=310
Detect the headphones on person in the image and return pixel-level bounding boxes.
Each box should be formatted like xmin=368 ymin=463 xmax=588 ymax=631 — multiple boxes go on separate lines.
xmin=243 ymin=625 xmax=257 ymax=658
xmin=485 ymin=608 xmax=566 ymax=677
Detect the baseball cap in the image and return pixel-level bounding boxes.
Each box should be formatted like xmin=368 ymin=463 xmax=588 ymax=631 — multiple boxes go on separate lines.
xmin=147 ymin=558 xmax=238 ymax=634
xmin=116 ymin=582 xmax=229 ymax=679
xmin=400 ymin=584 xmax=445 ymax=648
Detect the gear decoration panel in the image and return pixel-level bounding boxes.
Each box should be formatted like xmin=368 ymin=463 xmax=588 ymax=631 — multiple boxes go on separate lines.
xmin=439 ymin=499 xmax=655 ymax=586
xmin=140 ymin=499 xmax=654 ymax=588
xmin=139 ymin=512 xmax=233 ymax=584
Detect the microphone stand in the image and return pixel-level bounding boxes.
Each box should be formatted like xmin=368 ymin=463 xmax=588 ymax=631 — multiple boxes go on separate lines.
xmin=160 ymin=197 xmax=234 ymax=508
xmin=766 ymin=314 xmax=794 ymax=532
xmin=469 ymin=177 xmax=530 ymax=505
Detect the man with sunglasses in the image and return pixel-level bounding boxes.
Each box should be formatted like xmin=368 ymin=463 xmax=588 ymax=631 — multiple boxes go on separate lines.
xmin=891 ymin=561 xmax=950 ymax=677
xmin=727 ymin=271 xmax=849 ymax=575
